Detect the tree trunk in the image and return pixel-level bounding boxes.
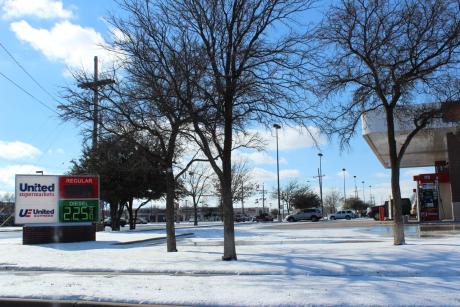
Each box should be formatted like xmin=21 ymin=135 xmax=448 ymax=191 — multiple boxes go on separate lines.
xmin=116 ymin=201 xmax=125 ymax=230
xmin=165 ymin=169 xmax=177 ymax=252
xmin=127 ymin=198 xmax=135 ymax=230
xmin=385 ymin=106 xmax=405 ymax=245
xmin=193 ymin=196 xmax=198 ymax=226
xmin=221 ymin=96 xmax=237 ymax=261
xmin=134 ymin=209 xmax=139 ymax=229
xmin=222 ymin=173 xmax=236 ymax=260
xmin=110 ymin=202 xmax=120 ymax=231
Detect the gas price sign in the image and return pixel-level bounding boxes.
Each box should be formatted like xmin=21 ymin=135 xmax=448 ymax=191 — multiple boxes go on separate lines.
xmin=59 ymin=176 xmax=99 ymax=223
xmin=59 ymin=200 xmax=99 ymax=222
xmin=15 ymin=174 xmax=99 ymax=225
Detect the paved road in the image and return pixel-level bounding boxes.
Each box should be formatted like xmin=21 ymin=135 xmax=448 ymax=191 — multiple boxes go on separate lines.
xmin=0 ymin=220 xmax=383 ymax=240
xmin=0 ymin=230 xmax=21 ymax=239
xmin=271 ymin=218 xmax=393 ymax=229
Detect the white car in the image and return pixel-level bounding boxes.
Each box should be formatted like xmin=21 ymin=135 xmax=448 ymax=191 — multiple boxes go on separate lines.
xmin=328 ymin=210 xmax=357 ymax=220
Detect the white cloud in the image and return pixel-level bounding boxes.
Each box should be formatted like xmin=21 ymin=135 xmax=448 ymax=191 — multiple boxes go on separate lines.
xmin=0 ymin=164 xmax=46 ymax=190
xmin=403 ymin=168 xmax=434 ymax=178
xmin=374 ymin=172 xmax=389 ymax=178
xmin=0 ymin=141 xmax=41 ymax=160
xmin=236 ymin=151 xmax=288 ymax=165
xmin=1 ymin=0 xmax=72 ymax=20
xmin=250 ymin=168 xmax=276 ymax=181
xmin=250 ymin=168 xmax=300 ymax=181
xmin=250 ymin=126 xmax=326 ymax=151
xmin=47 ymin=148 xmax=65 ymax=155
xmin=10 ymin=20 xmax=116 ymax=72
xmin=280 ymin=169 xmax=301 ymax=178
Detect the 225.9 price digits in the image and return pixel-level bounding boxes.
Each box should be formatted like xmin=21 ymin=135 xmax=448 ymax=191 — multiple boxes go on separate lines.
xmin=62 ymin=205 xmax=95 ymax=222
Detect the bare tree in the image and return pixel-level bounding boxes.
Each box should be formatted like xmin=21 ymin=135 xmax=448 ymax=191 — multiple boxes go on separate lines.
xmin=0 ymin=193 xmax=14 ymax=203
xmin=60 ymin=55 xmax=199 ymax=251
xmin=183 ymin=163 xmax=213 ymax=226
xmin=324 ymin=190 xmax=341 ymax=215
xmin=231 ymin=160 xmax=256 ymax=207
xmin=274 ymin=180 xmax=312 ymax=215
xmin=214 ymin=159 xmax=257 ymax=215
xmin=313 ymin=0 xmax=460 ymax=245
xmin=281 ymin=180 xmax=301 ymax=216
xmin=158 ymin=0 xmax=316 ymax=260
xmin=0 ymin=193 xmax=15 ymax=227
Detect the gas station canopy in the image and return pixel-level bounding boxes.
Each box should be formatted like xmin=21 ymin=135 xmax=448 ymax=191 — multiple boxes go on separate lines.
xmin=362 ymin=107 xmax=460 ymax=169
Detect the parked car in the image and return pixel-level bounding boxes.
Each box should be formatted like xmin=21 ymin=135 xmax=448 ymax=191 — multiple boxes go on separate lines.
xmin=234 ymin=213 xmax=251 ymax=222
xmin=328 ymin=210 xmax=357 ymax=220
xmin=104 ymin=217 xmax=127 ymax=227
xmin=252 ymin=213 xmax=274 ymax=222
xmin=135 ymin=217 xmax=148 ymax=224
xmin=285 ymin=208 xmax=322 ymax=222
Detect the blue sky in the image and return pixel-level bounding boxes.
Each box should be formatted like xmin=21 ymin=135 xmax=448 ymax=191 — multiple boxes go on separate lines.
xmin=0 ymin=0 xmax=432 ymax=208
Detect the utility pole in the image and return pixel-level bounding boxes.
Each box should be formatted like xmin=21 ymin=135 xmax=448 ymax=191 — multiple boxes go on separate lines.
xmin=256 ymin=183 xmax=266 ymax=213
xmin=78 ymin=56 xmax=115 ymax=152
xmin=78 ymin=56 xmax=114 ymax=222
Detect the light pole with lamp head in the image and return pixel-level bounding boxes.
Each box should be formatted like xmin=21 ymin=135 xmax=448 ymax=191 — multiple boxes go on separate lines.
xmin=353 ymin=175 xmax=358 ymax=198
xmin=273 ymin=124 xmax=281 ymax=222
xmin=318 ymin=153 xmax=324 ymax=216
xmin=342 ymin=168 xmax=346 ymax=207
xmin=362 ymin=181 xmax=366 ymax=203
xmin=369 ymin=185 xmax=373 ymax=206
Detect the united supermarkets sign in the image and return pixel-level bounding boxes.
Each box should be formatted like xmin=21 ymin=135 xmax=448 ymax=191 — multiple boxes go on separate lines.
xmin=15 ymin=175 xmax=99 ymax=224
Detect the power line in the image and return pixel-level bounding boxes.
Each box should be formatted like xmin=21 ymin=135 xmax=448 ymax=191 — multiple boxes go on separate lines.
xmin=0 ymin=41 xmax=59 ymax=104
xmin=0 ymin=70 xmax=58 ymax=115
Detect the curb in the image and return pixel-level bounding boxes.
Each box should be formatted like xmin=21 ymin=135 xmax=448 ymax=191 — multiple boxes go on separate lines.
xmin=0 ymin=298 xmax=182 ymax=307
xmin=115 ymin=232 xmax=194 ymax=245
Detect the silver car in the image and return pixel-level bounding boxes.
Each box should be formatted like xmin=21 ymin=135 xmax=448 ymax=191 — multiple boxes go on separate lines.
xmin=328 ymin=210 xmax=357 ymax=220
xmin=286 ymin=208 xmax=322 ymax=222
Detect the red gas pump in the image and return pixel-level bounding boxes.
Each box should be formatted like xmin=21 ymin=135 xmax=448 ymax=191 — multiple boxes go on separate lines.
xmin=378 ymin=207 xmax=385 ymax=221
xmin=413 ymin=172 xmax=449 ymax=222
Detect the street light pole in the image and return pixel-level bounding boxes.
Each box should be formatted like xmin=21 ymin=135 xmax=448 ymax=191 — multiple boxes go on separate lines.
xmin=342 ymin=168 xmax=346 ymax=207
xmin=369 ymin=185 xmax=373 ymax=206
xmin=273 ymin=124 xmax=281 ymax=222
xmin=353 ymin=175 xmax=358 ymax=198
xmin=362 ymin=181 xmax=366 ymax=203
xmin=262 ymin=183 xmax=265 ymax=213
xmin=318 ymin=153 xmax=324 ymax=215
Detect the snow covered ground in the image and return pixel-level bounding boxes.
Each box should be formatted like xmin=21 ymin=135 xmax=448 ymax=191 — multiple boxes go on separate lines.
xmin=1 ymin=221 xmax=460 ymax=306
